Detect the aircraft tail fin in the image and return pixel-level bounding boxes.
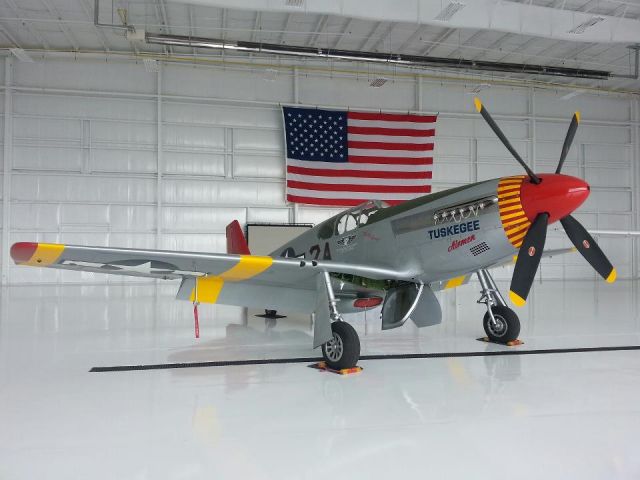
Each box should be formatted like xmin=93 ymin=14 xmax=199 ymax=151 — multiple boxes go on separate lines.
xmin=226 ymin=220 xmax=251 ymax=255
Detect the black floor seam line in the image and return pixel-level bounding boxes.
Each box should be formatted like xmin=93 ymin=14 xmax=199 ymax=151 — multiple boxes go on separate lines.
xmin=90 ymin=345 xmax=640 ymax=372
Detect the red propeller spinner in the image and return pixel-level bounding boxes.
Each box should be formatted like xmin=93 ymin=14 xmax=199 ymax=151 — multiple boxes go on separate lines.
xmin=520 ymin=173 xmax=590 ymax=224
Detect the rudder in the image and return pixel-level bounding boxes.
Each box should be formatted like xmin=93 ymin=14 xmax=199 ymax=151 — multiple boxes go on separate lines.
xmin=226 ymin=220 xmax=251 ymax=255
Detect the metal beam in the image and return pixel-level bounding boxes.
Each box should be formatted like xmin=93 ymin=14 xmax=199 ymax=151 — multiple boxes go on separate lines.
xmin=421 ymin=28 xmax=456 ymax=56
xmin=469 ymin=32 xmax=511 ymax=61
xmin=357 ymin=21 xmax=381 ymax=51
xmin=447 ymin=30 xmax=485 ymax=59
xmin=277 ymin=13 xmax=292 ymax=44
xmin=250 ymin=11 xmax=261 ymax=42
xmin=187 ymin=4 xmax=196 ymax=56
xmin=77 ymin=0 xmax=109 ymax=52
xmin=156 ymin=67 xmax=163 ymax=247
xmin=0 ymin=24 xmax=22 ymax=49
xmin=39 ymin=0 xmax=80 ymax=50
xmin=370 ymin=22 xmax=396 ymax=52
xmin=396 ymin=25 xmax=427 ymax=53
xmin=332 ymin=18 xmax=353 ymax=50
xmin=156 ymin=0 xmax=172 ymax=54
xmin=6 ymin=0 xmax=49 ymax=50
xmin=306 ymin=14 xmax=328 ymax=47
xmin=2 ymin=57 xmax=12 ymax=284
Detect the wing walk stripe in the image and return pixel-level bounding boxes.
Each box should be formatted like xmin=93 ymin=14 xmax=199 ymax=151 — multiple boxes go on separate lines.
xmin=190 ymin=256 xmax=273 ymax=304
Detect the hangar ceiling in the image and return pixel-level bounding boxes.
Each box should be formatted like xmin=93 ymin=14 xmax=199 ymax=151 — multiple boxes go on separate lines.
xmin=0 ymin=0 xmax=638 ymax=92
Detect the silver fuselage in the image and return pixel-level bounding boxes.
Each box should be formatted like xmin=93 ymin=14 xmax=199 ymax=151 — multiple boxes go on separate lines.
xmin=275 ymin=178 xmax=516 ymax=288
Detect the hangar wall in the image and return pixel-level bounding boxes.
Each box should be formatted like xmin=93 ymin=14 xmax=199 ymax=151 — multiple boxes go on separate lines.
xmin=1 ymin=54 xmax=638 ymax=284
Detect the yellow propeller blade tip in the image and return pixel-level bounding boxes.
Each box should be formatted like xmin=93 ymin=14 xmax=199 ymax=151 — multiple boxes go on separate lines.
xmin=606 ymin=268 xmax=617 ymax=284
xmin=474 ymin=97 xmax=482 ymax=112
xmin=509 ymin=290 xmax=527 ymax=307
xmin=575 ymin=111 xmax=581 ymax=123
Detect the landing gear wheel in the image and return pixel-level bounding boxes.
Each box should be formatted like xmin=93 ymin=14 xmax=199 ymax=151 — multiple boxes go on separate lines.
xmin=483 ymin=305 xmax=520 ymax=343
xmin=321 ymin=321 xmax=360 ymax=370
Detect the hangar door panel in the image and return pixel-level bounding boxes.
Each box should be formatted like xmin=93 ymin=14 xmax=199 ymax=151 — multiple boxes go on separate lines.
xmin=247 ymin=224 xmax=313 ymax=256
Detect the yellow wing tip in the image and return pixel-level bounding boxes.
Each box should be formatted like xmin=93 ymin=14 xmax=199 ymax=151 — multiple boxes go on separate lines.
xmin=509 ymin=290 xmax=527 ymax=307
xmin=575 ymin=111 xmax=581 ymax=123
xmin=606 ymin=268 xmax=617 ymax=284
xmin=473 ymin=97 xmax=482 ymax=112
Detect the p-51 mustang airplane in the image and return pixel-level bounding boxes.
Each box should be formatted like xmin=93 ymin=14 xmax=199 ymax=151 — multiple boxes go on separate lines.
xmin=11 ymin=99 xmax=616 ymax=369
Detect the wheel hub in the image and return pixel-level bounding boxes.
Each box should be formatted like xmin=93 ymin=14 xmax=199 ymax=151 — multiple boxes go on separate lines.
xmin=488 ymin=315 xmax=507 ymax=338
xmin=325 ymin=333 xmax=344 ymax=361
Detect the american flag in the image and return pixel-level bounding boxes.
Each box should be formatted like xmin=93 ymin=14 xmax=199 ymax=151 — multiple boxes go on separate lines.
xmin=282 ymin=106 xmax=436 ymax=207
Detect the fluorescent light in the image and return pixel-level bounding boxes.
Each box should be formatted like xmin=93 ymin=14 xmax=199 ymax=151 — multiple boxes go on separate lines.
xmin=434 ymin=2 xmax=466 ymax=21
xmin=560 ymin=89 xmax=585 ymax=100
xmin=10 ymin=48 xmax=34 ymax=63
xmin=369 ymin=78 xmax=388 ymax=87
xmin=568 ymin=16 xmax=604 ymax=34
xmin=285 ymin=0 xmax=304 ymax=6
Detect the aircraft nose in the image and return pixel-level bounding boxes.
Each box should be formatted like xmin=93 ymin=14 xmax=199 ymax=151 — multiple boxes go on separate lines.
xmin=519 ymin=173 xmax=590 ymax=224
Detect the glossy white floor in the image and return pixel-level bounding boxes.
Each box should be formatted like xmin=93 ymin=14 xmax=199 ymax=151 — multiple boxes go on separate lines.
xmin=1 ymin=279 xmax=639 ymax=480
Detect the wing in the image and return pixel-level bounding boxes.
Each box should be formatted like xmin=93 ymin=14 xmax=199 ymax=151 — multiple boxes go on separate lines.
xmin=10 ymin=242 xmax=410 ymax=310
xmin=491 ymin=247 xmax=577 ymax=269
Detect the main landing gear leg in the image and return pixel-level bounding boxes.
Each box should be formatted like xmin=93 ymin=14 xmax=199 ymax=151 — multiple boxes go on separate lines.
xmin=476 ymin=269 xmax=520 ymax=343
xmin=320 ymin=271 xmax=361 ymax=370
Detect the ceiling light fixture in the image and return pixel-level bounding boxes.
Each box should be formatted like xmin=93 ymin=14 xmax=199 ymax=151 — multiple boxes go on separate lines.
xmin=369 ymin=78 xmax=388 ymax=87
xmin=434 ymin=2 xmax=466 ymax=21
xmin=568 ymin=16 xmax=604 ymax=34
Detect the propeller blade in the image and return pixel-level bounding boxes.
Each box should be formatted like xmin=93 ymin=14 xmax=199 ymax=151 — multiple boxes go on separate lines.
xmin=509 ymin=213 xmax=549 ymax=306
xmin=560 ymin=215 xmax=617 ymax=283
xmin=555 ymin=112 xmax=580 ymax=174
xmin=474 ymin=98 xmax=541 ymax=184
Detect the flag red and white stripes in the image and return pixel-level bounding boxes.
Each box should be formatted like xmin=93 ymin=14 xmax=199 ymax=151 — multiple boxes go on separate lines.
xmin=283 ymin=107 xmax=436 ymax=207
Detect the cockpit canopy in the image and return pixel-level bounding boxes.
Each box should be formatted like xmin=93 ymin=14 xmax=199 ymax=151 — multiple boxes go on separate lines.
xmin=335 ymin=200 xmax=389 ymax=234
xmin=317 ymin=200 xmax=390 ymax=239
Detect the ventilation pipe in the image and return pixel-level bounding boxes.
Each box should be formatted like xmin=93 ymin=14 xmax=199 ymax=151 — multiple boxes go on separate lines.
xmin=144 ymin=32 xmax=611 ymax=80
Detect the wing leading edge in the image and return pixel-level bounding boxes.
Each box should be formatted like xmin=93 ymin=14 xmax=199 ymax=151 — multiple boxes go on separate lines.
xmin=10 ymin=242 xmax=412 ymax=308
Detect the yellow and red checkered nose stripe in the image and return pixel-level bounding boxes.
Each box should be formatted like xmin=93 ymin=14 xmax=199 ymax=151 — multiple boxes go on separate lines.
xmin=497 ymin=176 xmax=530 ymax=248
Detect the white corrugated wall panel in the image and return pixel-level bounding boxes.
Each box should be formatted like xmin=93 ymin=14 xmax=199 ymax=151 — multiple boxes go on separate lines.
xmin=1 ymin=57 xmax=637 ymax=284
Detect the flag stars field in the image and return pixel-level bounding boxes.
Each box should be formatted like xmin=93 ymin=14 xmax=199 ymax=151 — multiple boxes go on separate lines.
xmin=283 ymin=106 xmax=436 ymax=206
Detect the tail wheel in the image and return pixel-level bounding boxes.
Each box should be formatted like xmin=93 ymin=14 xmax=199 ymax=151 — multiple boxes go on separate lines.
xmin=321 ymin=321 xmax=360 ymax=370
xmin=483 ymin=305 xmax=520 ymax=343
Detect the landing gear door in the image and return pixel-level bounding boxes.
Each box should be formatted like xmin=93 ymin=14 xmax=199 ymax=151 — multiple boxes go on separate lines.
xmin=381 ymin=283 xmax=442 ymax=330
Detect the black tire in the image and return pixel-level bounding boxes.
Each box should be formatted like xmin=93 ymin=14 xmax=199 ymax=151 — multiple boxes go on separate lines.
xmin=483 ymin=305 xmax=520 ymax=343
xmin=321 ymin=321 xmax=360 ymax=370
